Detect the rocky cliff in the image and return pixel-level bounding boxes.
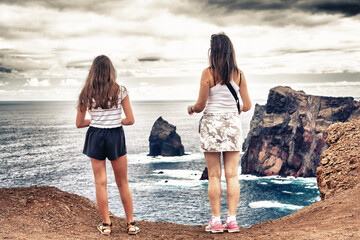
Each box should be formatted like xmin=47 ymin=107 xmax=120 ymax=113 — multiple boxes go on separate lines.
xmin=241 ymin=86 xmax=360 ymax=177
xmin=149 ymin=117 xmax=185 ymax=156
xmin=316 ymin=117 xmax=360 ymax=200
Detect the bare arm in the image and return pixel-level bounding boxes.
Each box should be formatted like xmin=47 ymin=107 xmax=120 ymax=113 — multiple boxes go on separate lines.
xmin=121 ymin=95 xmax=135 ymax=125
xmin=187 ymin=69 xmax=210 ymax=115
xmin=76 ymin=106 xmax=90 ymax=128
xmin=239 ymin=71 xmax=252 ymax=112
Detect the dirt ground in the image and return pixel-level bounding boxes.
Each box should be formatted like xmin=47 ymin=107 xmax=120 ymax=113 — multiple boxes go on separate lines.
xmin=0 ymin=184 xmax=359 ymax=240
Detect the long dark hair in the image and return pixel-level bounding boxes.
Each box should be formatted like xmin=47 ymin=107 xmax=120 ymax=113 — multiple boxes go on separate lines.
xmin=78 ymin=55 xmax=119 ymax=110
xmin=208 ymin=33 xmax=239 ymax=85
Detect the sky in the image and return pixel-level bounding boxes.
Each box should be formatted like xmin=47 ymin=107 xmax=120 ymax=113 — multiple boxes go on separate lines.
xmin=0 ymin=0 xmax=359 ymax=101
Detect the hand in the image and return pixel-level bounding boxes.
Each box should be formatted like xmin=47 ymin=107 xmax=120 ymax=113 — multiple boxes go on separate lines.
xmin=187 ymin=105 xmax=194 ymax=115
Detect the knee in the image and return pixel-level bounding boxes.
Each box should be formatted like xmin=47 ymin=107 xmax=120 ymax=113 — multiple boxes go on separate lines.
xmin=208 ymin=169 xmax=221 ymax=180
xmin=95 ymin=178 xmax=107 ymax=187
xmin=225 ymin=170 xmax=238 ymax=180
xmin=115 ymin=176 xmax=128 ymax=188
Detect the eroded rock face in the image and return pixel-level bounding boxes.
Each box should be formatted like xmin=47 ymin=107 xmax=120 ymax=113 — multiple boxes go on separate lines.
xmin=149 ymin=117 xmax=185 ymax=156
xmin=316 ymin=118 xmax=360 ymax=200
xmin=241 ymin=86 xmax=360 ymax=177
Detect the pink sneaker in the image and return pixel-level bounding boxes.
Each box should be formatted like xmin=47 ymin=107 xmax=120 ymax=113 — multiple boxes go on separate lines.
xmin=205 ymin=218 xmax=224 ymax=233
xmin=223 ymin=218 xmax=240 ymax=233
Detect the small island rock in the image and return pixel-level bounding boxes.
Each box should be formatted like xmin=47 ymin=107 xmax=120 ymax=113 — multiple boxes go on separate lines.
xmin=149 ymin=117 xmax=185 ymax=156
xmin=199 ymin=167 xmax=208 ymax=180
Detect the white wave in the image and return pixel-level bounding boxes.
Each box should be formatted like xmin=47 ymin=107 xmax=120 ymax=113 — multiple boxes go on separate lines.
xmin=308 ymin=196 xmax=321 ymax=203
xmin=154 ymin=179 xmax=204 ymax=188
xmin=238 ymin=175 xmax=318 ymax=188
xmin=282 ymin=191 xmax=293 ymax=194
xmin=305 ymin=185 xmax=319 ymax=189
xmin=153 ymin=169 xmax=202 ymax=180
xmin=127 ymin=152 xmax=204 ymax=164
xmin=270 ymin=180 xmax=292 ymax=184
xmin=239 ymin=174 xmax=260 ymax=180
xmin=249 ymin=201 xmax=303 ymax=210
xmin=295 ymin=192 xmax=305 ymax=195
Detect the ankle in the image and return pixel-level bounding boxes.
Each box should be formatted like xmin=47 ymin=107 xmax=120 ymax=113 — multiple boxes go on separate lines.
xmin=212 ymin=216 xmax=221 ymax=222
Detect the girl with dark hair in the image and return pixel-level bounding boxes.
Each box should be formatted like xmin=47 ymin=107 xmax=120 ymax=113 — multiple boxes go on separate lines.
xmin=76 ymin=55 xmax=140 ymax=236
xmin=188 ymin=33 xmax=251 ymax=233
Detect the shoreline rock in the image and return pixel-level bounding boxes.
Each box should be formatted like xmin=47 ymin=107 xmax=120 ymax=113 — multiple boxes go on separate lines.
xmin=199 ymin=167 xmax=208 ymax=180
xmin=316 ymin=117 xmax=360 ymax=200
xmin=148 ymin=117 xmax=185 ymax=156
xmin=241 ymin=86 xmax=360 ymax=177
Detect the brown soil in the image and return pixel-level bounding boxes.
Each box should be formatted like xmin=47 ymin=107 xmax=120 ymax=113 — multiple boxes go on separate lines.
xmin=1 ymin=118 xmax=359 ymax=240
xmin=316 ymin=117 xmax=360 ymax=200
xmin=0 ymin=183 xmax=359 ymax=240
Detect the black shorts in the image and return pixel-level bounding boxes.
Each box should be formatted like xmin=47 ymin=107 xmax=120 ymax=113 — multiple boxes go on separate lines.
xmin=83 ymin=126 xmax=127 ymax=161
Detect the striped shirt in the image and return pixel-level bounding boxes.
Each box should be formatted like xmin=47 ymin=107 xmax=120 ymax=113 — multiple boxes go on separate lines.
xmin=88 ymin=86 xmax=128 ymax=129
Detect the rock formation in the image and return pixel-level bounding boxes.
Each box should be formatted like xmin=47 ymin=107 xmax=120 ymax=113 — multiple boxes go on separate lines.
xmin=199 ymin=167 xmax=208 ymax=180
xmin=241 ymin=86 xmax=360 ymax=177
xmin=149 ymin=117 xmax=185 ymax=156
xmin=316 ymin=117 xmax=360 ymax=200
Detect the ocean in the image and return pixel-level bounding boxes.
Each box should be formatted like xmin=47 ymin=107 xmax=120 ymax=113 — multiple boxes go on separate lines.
xmin=0 ymin=99 xmax=321 ymax=227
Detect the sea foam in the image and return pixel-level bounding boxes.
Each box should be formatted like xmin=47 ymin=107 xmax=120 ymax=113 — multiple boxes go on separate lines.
xmin=249 ymin=201 xmax=303 ymax=210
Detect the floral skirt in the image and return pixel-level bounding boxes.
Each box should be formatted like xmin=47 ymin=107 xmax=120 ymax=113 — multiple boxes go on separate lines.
xmin=199 ymin=113 xmax=243 ymax=152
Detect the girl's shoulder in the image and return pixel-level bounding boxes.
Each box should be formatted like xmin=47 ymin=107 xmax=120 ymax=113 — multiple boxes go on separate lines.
xmin=233 ymin=68 xmax=243 ymax=86
xmin=118 ymin=84 xmax=128 ymax=100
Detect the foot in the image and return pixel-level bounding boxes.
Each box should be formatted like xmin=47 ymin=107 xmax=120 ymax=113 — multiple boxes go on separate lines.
xmin=97 ymin=222 xmax=112 ymax=236
xmin=223 ymin=217 xmax=240 ymax=233
xmin=205 ymin=218 xmax=224 ymax=233
xmin=126 ymin=221 xmax=140 ymax=235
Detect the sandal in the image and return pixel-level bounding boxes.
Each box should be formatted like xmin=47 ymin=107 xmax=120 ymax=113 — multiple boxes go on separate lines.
xmin=126 ymin=221 xmax=140 ymax=235
xmin=97 ymin=222 xmax=112 ymax=236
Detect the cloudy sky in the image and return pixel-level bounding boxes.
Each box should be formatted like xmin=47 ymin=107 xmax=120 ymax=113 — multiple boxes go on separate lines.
xmin=0 ymin=0 xmax=359 ymax=101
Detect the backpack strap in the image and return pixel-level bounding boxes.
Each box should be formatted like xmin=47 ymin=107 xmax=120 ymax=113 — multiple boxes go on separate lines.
xmin=226 ymin=83 xmax=241 ymax=114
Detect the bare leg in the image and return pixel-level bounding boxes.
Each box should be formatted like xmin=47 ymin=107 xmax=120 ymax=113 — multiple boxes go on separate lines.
xmin=91 ymin=158 xmax=111 ymax=224
xmin=111 ymin=154 xmax=134 ymax=223
xmin=204 ymin=152 xmax=222 ymax=217
xmin=223 ymin=151 xmax=240 ymax=216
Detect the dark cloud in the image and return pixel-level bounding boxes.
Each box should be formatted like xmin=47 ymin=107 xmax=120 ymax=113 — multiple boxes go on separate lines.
xmin=171 ymin=0 xmax=359 ymax=28
xmin=66 ymin=60 xmax=92 ymax=69
xmin=138 ymin=57 xmax=162 ymax=62
xmin=0 ymin=0 xmax=124 ymax=14
xmin=305 ymin=1 xmax=360 ymax=17
xmin=0 ymin=49 xmax=57 ymax=74
xmin=204 ymin=0 xmax=360 ymax=17
xmin=0 ymin=66 xmax=11 ymax=73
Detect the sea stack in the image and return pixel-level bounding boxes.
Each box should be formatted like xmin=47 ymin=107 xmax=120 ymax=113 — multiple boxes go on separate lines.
xmin=241 ymin=86 xmax=360 ymax=177
xmin=149 ymin=117 xmax=185 ymax=156
xmin=199 ymin=167 xmax=208 ymax=180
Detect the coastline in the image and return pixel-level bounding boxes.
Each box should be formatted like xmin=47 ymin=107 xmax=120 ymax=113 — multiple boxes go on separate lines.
xmin=2 ymin=117 xmax=360 ymax=239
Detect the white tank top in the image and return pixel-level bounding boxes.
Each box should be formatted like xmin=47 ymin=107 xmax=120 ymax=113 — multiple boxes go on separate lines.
xmin=204 ymin=80 xmax=240 ymax=114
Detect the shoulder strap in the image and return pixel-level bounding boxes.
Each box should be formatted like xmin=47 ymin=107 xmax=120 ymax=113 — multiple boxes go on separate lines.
xmin=226 ymin=83 xmax=240 ymax=114
xmin=239 ymin=72 xmax=242 ymax=86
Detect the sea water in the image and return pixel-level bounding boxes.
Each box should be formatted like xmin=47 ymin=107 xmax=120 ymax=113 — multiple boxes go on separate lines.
xmin=0 ymin=100 xmax=321 ymax=227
